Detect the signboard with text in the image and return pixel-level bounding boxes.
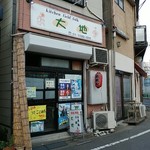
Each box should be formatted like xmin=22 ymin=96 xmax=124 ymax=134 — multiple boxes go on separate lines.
xmin=31 ymin=3 xmax=102 ymax=43
xmin=69 ymin=110 xmax=84 ymax=133
xmin=28 ymin=105 xmax=46 ymax=121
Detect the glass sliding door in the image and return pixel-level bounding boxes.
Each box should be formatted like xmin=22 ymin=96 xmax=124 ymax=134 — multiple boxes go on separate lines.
xmin=115 ymin=72 xmax=132 ymax=120
xmin=115 ymin=75 xmax=123 ymax=121
xmin=123 ymin=75 xmax=132 ymax=118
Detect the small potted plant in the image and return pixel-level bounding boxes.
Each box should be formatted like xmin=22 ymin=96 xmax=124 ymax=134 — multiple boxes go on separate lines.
xmin=0 ymin=141 xmax=7 ymax=150
xmin=3 ymin=135 xmax=15 ymax=150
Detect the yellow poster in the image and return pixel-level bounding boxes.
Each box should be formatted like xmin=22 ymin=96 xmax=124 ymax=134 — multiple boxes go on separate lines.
xmin=28 ymin=105 xmax=46 ymax=121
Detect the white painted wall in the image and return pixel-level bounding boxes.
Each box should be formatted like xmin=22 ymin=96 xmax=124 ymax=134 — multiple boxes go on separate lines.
xmin=115 ymin=52 xmax=135 ymax=100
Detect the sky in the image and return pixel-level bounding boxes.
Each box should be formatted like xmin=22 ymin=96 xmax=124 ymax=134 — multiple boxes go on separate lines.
xmin=139 ymin=0 xmax=150 ymax=62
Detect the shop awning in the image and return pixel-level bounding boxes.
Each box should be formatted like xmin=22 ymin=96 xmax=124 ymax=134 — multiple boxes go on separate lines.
xmin=23 ymin=33 xmax=92 ymax=59
xmin=135 ymin=62 xmax=147 ymax=78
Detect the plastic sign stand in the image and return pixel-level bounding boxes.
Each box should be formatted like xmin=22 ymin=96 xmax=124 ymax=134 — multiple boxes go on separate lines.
xmin=69 ymin=110 xmax=84 ymax=139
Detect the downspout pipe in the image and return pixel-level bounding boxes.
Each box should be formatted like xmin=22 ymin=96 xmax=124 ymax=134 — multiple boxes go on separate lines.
xmin=11 ymin=0 xmax=17 ymax=134
xmin=83 ymin=60 xmax=88 ymax=129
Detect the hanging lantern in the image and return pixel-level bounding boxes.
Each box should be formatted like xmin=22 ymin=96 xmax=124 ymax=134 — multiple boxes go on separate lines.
xmin=95 ymin=72 xmax=103 ymax=88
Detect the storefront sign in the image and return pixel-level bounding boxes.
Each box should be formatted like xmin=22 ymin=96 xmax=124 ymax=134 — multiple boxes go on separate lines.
xmin=28 ymin=105 xmax=46 ymax=121
xmin=31 ymin=3 xmax=102 ymax=43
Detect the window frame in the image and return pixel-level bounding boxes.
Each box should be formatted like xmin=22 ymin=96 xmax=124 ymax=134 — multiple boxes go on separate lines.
xmin=63 ymin=0 xmax=85 ymax=8
xmin=115 ymin=0 xmax=124 ymax=10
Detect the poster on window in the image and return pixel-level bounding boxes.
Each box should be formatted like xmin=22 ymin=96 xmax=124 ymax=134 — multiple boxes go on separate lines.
xmin=71 ymin=79 xmax=82 ymax=99
xmin=45 ymin=79 xmax=55 ymax=89
xmin=30 ymin=121 xmax=44 ymax=133
xmin=27 ymin=87 xmax=36 ymax=98
xmin=28 ymin=105 xmax=46 ymax=121
xmin=58 ymin=79 xmax=71 ymax=100
xmin=65 ymin=74 xmax=82 ymax=99
xmin=58 ymin=103 xmax=70 ymax=130
xmin=71 ymin=102 xmax=82 ymax=110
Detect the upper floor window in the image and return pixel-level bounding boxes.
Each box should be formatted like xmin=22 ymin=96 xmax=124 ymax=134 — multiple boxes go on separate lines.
xmin=115 ymin=0 xmax=124 ymax=10
xmin=63 ymin=0 xmax=85 ymax=7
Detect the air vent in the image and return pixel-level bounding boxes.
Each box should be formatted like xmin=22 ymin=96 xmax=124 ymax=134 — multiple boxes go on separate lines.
xmin=95 ymin=113 xmax=108 ymax=129
xmin=90 ymin=47 xmax=108 ymax=65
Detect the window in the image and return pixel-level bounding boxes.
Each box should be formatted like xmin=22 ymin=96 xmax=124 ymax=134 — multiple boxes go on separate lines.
xmin=41 ymin=57 xmax=69 ymax=68
xmin=115 ymin=0 xmax=124 ymax=9
xmin=123 ymin=75 xmax=132 ymax=102
xmin=63 ymin=0 xmax=85 ymax=7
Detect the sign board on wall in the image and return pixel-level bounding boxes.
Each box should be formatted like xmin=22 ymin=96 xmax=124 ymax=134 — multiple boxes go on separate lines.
xmin=31 ymin=3 xmax=102 ymax=44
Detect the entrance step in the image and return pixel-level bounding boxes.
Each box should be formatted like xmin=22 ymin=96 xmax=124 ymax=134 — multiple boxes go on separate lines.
xmin=32 ymin=132 xmax=70 ymax=147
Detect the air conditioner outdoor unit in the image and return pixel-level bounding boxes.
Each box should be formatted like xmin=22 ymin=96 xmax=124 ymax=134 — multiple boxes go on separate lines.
xmin=90 ymin=47 xmax=108 ymax=65
xmin=139 ymin=104 xmax=146 ymax=118
xmin=93 ymin=111 xmax=116 ymax=130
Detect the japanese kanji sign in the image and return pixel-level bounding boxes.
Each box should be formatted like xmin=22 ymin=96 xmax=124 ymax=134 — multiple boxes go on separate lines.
xmin=31 ymin=3 xmax=102 ymax=43
xmin=69 ymin=110 xmax=84 ymax=133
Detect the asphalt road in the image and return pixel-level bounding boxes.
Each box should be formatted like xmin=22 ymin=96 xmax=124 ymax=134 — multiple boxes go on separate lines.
xmin=53 ymin=111 xmax=150 ymax=150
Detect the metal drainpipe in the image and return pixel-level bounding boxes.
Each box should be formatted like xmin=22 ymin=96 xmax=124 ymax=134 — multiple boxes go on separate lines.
xmin=83 ymin=60 xmax=88 ymax=129
xmin=11 ymin=0 xmax=17 ymax=134
xmin=109 ymin=0 xmax=116 ymax=113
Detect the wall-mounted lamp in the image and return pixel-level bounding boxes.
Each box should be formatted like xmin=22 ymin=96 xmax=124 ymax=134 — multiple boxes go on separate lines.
xmin=117 ymin=41 xmax=121 ymax=47
xmin=26 ymin=0 xmax=34 ymax=4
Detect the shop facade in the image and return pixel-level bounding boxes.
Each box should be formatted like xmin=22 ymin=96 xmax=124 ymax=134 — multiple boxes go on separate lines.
xmin=19 ymin=0 xmax=106 ymax=137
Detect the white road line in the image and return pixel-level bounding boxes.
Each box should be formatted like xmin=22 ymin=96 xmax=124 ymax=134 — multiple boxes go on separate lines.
xmin=91 ymin=129 xmax=150 ymax=150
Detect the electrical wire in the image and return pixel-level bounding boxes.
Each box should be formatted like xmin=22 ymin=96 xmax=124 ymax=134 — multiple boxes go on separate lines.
xmin=139 ymin=0 xmax=147 ymax=10
xmin=85 ymin=1 xmax=104 ymax=23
